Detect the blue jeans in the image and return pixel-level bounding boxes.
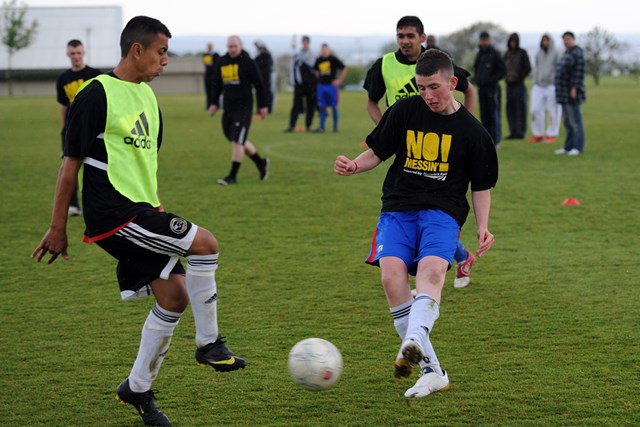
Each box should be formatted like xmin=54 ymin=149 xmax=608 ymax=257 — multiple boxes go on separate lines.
xmin=561 ymin=102 xmax=585 ymax=152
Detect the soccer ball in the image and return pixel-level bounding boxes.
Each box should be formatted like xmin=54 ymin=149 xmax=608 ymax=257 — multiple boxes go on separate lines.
xmin=288 ymin=338 xmax=343 ymax=391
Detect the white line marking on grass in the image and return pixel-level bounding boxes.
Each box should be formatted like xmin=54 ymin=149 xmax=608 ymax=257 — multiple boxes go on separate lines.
xmin=262 ymin=140 xmax=334 ymax=165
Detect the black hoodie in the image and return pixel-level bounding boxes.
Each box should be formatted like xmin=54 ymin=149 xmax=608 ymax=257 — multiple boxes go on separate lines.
xmin=504 ymin=33 xmax=532 ymax=85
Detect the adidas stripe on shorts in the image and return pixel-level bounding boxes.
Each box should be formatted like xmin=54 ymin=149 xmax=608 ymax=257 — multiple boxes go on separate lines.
xmin=96 ymin=209 xmax=198 ymax=300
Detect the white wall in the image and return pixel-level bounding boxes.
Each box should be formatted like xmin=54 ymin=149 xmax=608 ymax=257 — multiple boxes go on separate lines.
xmin=0 ymin=6 xmax=122 ymax=70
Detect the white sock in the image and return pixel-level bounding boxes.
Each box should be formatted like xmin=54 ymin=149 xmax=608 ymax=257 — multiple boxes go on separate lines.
xmin=405 ymin=293 xmax=443 ymax=375
xmin=186 ymin=254 xmax=219 ymax=348
xmin=390 ymin=299 xmax=413 ymax=339
xmin=390 ymin=300 xmax=413 ymax=359
xmin=129 ymin=304 xmax=182 ymax=393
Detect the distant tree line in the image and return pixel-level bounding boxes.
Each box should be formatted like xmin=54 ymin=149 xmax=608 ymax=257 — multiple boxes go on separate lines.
xmin=3 ymin=0 xmax=639 ymax=98
xmin=436 ymin=23 xmax=633 ymax=86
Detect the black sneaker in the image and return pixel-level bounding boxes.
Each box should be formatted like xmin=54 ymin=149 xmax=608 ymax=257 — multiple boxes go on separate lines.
xmin=116 ymin=379 xmax=171 ymax=426
xmin=217 ymin=176 xmax=237 ymax=186
xmin=283 ymin=127 xmax=294 ymax=133
xmin=195 ymin=336 xmax=247 ymax=372
xmin=312 ymin=128 xmax=325 ymax=133
xmin=259 ymin=158 xmax=270 ymax=181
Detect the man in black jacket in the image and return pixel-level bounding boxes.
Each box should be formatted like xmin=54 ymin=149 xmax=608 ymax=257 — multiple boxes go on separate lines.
xmin=504 ymin=33 xmax=532 ymax=139
xmin=203 ymin=42 xmax=219 ymax=110
xmin=285 ymin=35 xmax=316 ymax=132
xmin=209 ymin=35 xmax=270 ymax=185
xmin=254 ymin=40 xmax=274 ymax=114
xmin=473 ymin=31 xmax=507 ymax=147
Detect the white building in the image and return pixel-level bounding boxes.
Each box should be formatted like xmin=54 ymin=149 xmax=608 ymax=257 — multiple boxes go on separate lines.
xmin=0 ymin=5 xmax=122 ymax=70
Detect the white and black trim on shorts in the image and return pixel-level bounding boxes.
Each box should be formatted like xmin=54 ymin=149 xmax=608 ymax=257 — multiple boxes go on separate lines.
xmin=117 ymin=222 xmax=192 ymax=257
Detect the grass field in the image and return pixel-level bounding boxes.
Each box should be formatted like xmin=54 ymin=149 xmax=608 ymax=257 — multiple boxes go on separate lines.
xmin=1 ymin=78 xmax=639 ymax=426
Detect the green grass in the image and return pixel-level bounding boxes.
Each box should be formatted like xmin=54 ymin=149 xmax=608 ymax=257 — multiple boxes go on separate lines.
xmin=1 ymin=78 xmax=639 ymax=426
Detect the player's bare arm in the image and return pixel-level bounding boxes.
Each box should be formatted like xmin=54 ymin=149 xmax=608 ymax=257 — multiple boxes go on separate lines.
xmin=32 ymin=156 xmax=82 ymax=264
xmin=334 ymin=148 xmax=382 ymax=176
xmin=59 ymin=105 xmax=68 ymax=130
xmin=366 ymin=99 xmax=383 ymax=125
xmin=333 ymin=67 xmax=348 ymax=87
xmin=471 ymin=189 xmax=494 ymax=257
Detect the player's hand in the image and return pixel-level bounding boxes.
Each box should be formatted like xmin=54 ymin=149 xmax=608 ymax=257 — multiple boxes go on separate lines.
xmin=476 ymin=228 xmax=494 ymax=257
xmin=258 ymin=107 xmax=268 ymax=119
xmin=334 ymin=155 xmax=357 ymax=176
xmin=208 ymin=105 xmax=218 ymax=116
xmin=31 ymin=227 xmax=69 ymax=264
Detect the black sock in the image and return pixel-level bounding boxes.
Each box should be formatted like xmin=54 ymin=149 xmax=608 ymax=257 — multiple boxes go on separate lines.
xmin=229 ymin=161 xmax=241 ymax=178
xmin=250 ymin=153 xmax=263 ymax=167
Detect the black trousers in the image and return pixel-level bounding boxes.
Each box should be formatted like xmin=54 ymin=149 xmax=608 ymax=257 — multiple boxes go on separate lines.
xmin=289 ymin=82 xmax=316 ymax=129
xmin=506 ymin=82 xmax=528 ymax=137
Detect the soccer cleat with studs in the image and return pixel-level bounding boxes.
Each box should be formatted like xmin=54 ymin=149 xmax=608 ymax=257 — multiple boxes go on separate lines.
xmin=394 ymin=339 xmax=424 ymax=378
xmin=116 ymin=378 xmax=171 ymax=426
xmin=195 ymin=336 xmax=247 ymax=372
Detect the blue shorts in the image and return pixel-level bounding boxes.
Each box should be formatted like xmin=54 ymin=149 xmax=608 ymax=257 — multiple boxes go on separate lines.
xmin=365 ymin=210 xmax=459 ymax=276
xmin=317 ymin=83 xmax=338 ymax=108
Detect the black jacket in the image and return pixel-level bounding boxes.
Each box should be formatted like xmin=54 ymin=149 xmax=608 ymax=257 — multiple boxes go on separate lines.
xmin=504 ymin=33 xmax=532 ymax=85
xmin=473 ymin=44 xmax=506 ymax=87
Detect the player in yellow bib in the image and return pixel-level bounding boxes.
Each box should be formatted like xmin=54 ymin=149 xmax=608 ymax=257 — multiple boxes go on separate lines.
xmin=33 ymin=16 xmax=246 ymax=426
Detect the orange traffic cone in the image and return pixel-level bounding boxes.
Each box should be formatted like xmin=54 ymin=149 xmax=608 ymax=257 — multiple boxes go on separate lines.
xmin=562 ymin=198 xmax=581 ymax=206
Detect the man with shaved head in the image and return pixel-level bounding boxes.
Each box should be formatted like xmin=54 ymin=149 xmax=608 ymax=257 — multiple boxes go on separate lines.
xmin=209 ymin=35 xmax=270 ymax=185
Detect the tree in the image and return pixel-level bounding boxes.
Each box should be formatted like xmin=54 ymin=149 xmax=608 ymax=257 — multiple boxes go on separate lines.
xmin=275 ymin=53 xmax=292 ymax=92
xmin=1 ymin=0 xmax=38 ymax=97
xmin=626 ymin=57 xmax=640 ymax=84
xmin=583 ymin=26 xmax=625 ymax=85
xmin=342 ymin=64 xmax=366 ymax=88
xmin=438 ymin=22 xmax=507 ymax=73
xmin=379 ymin=41 xmax=396 ymax=56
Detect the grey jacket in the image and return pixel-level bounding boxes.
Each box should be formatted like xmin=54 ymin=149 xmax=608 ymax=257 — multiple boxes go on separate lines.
xmin=533 ymin=34 xmax=561 ymax=87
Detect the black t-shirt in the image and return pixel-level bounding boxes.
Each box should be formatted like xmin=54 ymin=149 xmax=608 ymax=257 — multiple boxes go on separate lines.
xmin=363 ymin=49 xmax=471 ymax=104
xmin=56 ymin=66 xmax=102 ymax=107
xmin=210 ymin=50 xmax=267 ymax=112
xmin=365 ymin=96 xmax=498 ymax=226
xmin=64 ymin=73 xmax=164 ymax=240
xmin=314 ymin=55 xmax=346 ymax=85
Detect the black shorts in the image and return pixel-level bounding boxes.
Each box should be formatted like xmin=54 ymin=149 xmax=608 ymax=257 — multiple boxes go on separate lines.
xmin=222 ymin=108 xmax=252 ymax=144
xmin=96 ymin=210 xmax=198 ymax=300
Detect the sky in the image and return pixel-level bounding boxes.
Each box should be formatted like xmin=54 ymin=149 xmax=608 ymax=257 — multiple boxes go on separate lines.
xmin=25 ymin=0 xmax=640 ymax=37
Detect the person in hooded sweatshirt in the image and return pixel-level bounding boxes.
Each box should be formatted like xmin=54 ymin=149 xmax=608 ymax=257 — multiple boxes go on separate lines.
xmin=473 ymin=31 xmax=506 ymax=147
xmin=503 ymin=33 xmax=531 ymax=140
xmin=528 ymin=34 xmax=562 ymax=143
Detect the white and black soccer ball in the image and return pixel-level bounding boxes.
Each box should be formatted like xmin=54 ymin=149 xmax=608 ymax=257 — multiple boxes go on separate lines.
xmin=288 ymin=338 xmax=343 ymax=391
